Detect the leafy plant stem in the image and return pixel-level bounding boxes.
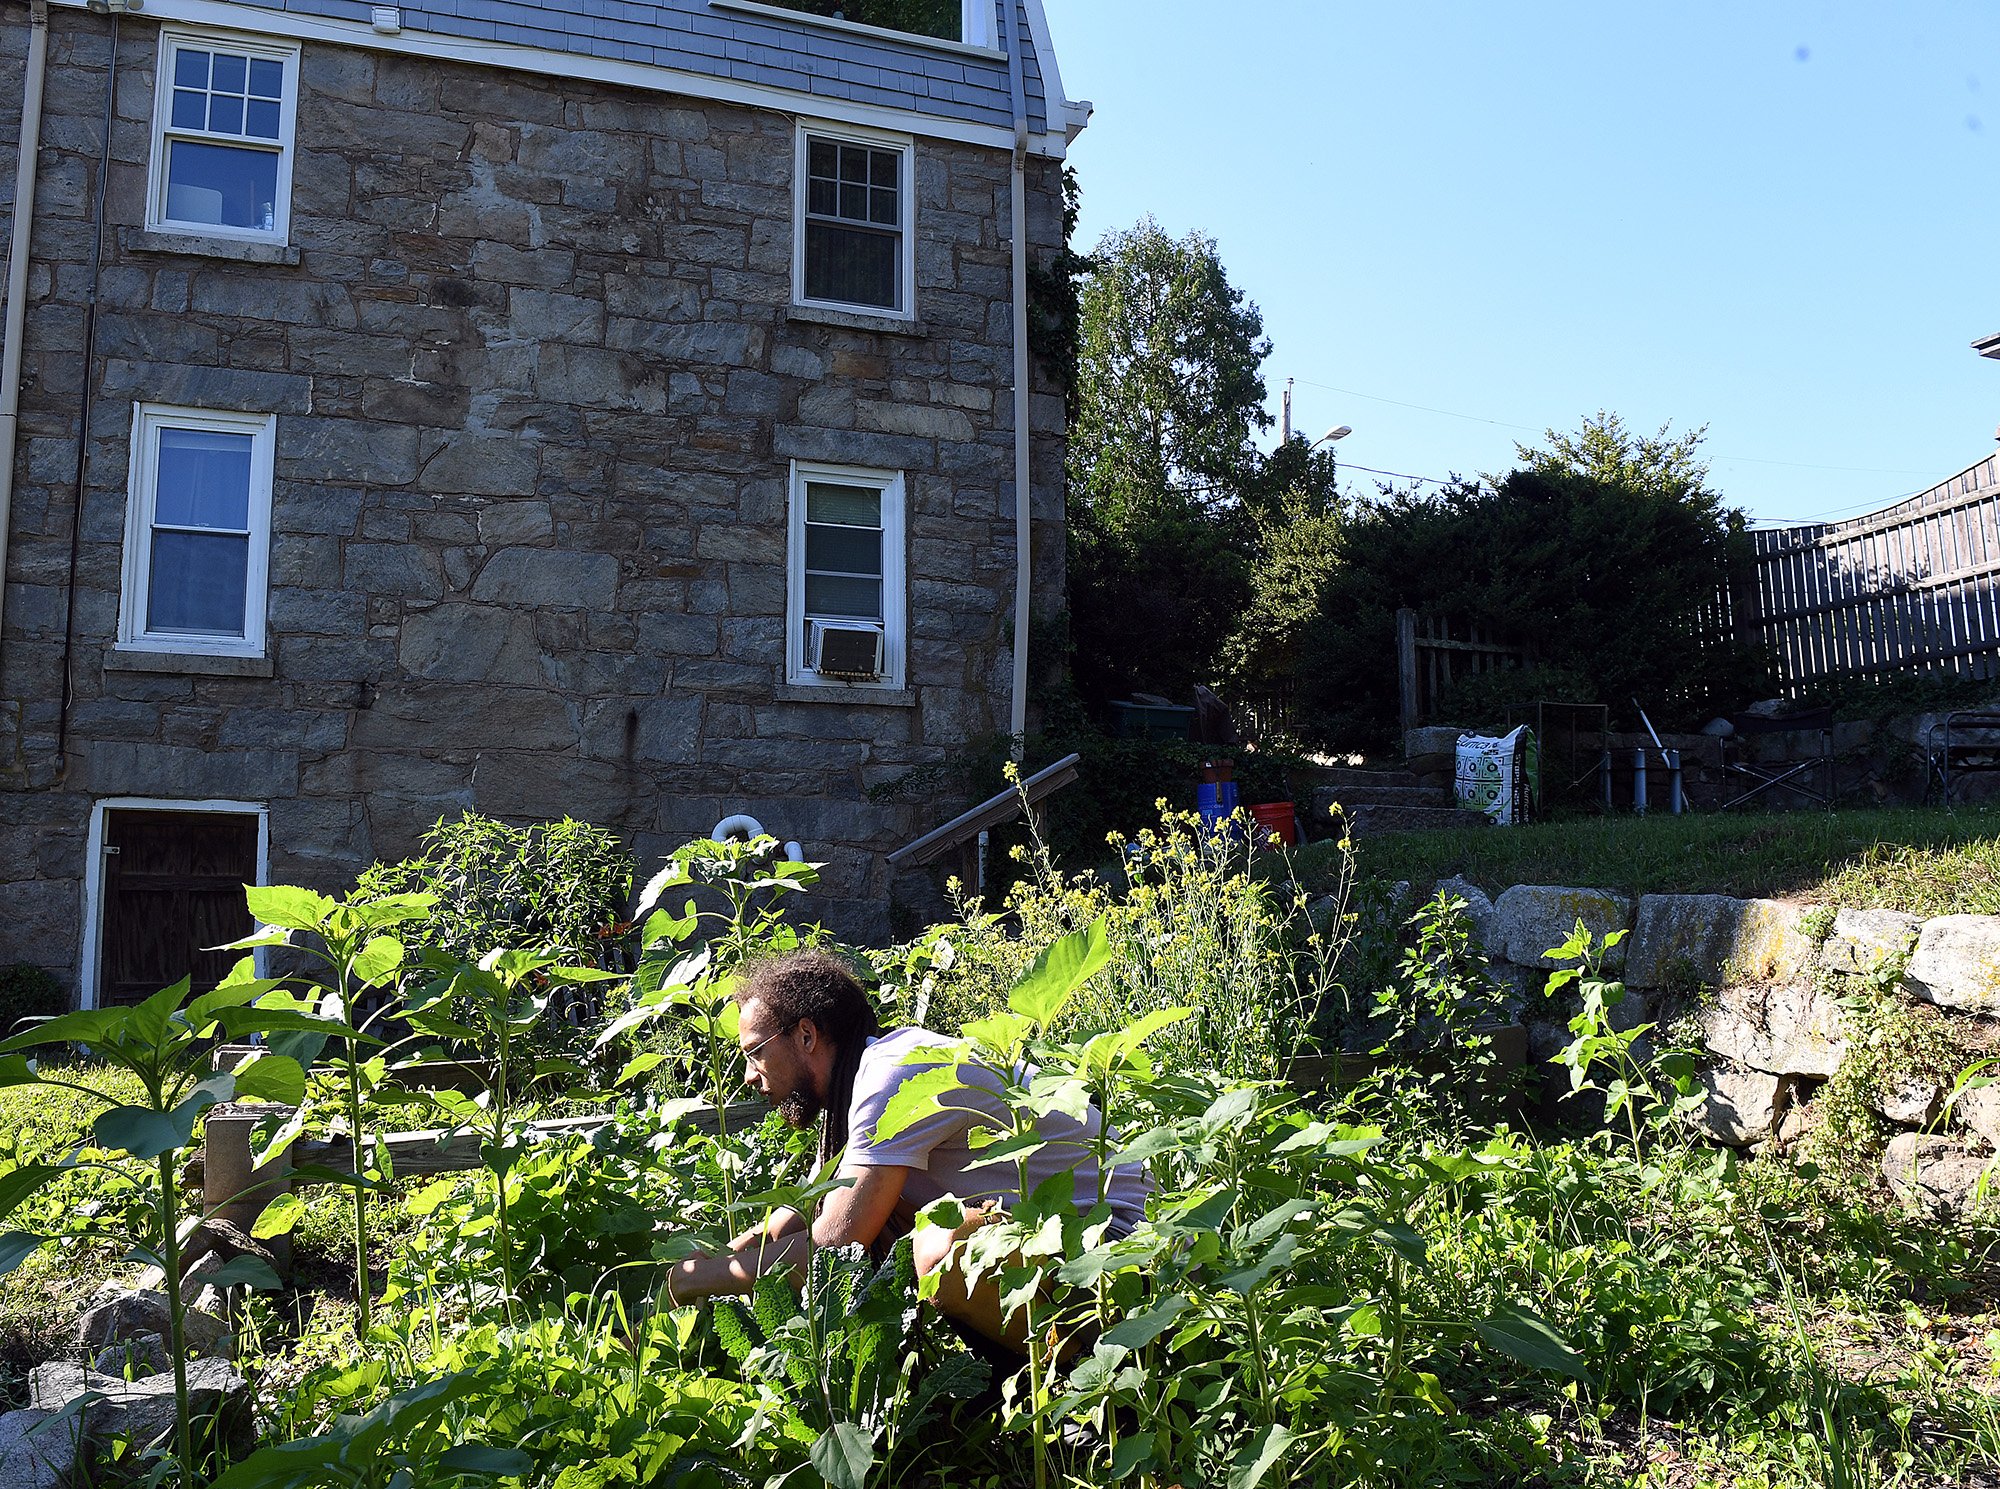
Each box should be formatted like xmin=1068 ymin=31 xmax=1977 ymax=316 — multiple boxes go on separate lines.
xmin=157 ymin=1146 xmax=198 ymax=1487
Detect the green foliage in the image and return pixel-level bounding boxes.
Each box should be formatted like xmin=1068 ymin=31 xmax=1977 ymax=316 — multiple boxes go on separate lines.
xmin=758 ymin=0 xmax=960 ymax=40
xmin=1066 ymin=217 xmax=1272 ymax=701
xmin=1291 ymin=804 xmax=2000 ymax=916
xmin=356 ymin=814 xmax=634 ymax=974
xmin=1293 ymin=412 xmax=1767 ymax=749
xmin=0 ymin=969 xmax=345 ymax=1484
xmin=0 ymin=963 xmax=65 ymax=1033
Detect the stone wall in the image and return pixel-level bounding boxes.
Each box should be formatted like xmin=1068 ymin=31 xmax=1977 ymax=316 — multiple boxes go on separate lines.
xmin=1440 ymin=876 xmax=2000 ymax=1210
xmin=0 ymin=9 xmax=1071 ymax=981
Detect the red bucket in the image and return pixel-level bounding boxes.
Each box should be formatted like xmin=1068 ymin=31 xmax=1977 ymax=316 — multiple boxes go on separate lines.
xmin=1247 ymin=801 xmax=1297 ymax=847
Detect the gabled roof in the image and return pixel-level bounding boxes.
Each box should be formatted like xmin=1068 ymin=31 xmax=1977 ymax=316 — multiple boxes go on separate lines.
xmin=59 ymin=0 xmax=1089 ymax=156
xmin=1975 ymin=331 xmax=2000 ymax=360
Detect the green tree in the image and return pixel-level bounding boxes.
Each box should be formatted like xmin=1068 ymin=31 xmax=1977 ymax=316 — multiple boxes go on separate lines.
xmin=1294 ymin=413 xmax=1766 ymax=750
xmin=1066 ymin=219 xmax=1274 ymax=703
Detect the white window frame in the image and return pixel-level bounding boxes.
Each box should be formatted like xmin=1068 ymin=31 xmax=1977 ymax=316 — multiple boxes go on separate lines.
xmin=117 ymin=404 xmax=277 ymax=659
xmin=78 ymin=798 xmax=270 ymax=1012
xmin=792 ymin=120 xmax=917 ymax=321
xmin=960 ymin=0 xmax=997 ymax=48
xmin=786 ymin=461 xmax=907 ymax=691
xmin=146 ymin=27 xmax=301 ymax=244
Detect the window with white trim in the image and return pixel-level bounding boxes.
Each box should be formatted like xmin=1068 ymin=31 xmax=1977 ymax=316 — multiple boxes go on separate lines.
xmin=786 ymin=462 xmax=906 ymax=690
xmin=147 ymin=30 xmax=299 ymax=242
xmin=119 ymin=405 xmax=276 ymax=658
xmin=794 ymin=125 xmax=914 ymax=317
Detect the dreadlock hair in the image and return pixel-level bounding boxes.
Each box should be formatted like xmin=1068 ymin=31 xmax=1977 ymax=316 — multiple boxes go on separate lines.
xmin=734 ymin=950 xmax=882 ymax=1164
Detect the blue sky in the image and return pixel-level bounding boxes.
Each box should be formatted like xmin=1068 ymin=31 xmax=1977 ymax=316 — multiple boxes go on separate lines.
xmin=1047 ymin=2 xmax=2000 ymax=528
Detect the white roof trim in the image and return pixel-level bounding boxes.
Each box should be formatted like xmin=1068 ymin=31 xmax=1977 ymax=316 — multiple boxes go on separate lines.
xmin=1021 ymin=0 xmax=1089 ymax=142
xmin=51 ymin=0 xmax=1074 ymax=158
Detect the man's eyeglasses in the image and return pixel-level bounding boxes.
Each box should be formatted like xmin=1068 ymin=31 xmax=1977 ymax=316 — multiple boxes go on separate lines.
xmin=741 ymin=1020 xmax=800 ymax=1068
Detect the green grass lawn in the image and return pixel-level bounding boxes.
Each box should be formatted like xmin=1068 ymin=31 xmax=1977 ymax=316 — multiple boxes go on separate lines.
xmin=1290 ymin=805 xmax=2000 ymax=912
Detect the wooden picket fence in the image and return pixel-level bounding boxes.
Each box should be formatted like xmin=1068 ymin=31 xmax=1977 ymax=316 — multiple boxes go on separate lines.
xmin=1743 ymin=453 xmax=2000 ymax=692
xmin=1395 ymin=608 xmax=1528 ymax=732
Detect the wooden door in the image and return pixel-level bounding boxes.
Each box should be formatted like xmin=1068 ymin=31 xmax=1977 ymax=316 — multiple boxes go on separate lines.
xmin=99 ymin=810 xmax=259 ymax=1007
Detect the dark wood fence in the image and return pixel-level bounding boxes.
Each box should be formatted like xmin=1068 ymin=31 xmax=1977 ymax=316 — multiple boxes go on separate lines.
xmin=1396 ymin=608 xmax=1529 ymax=731
xmin=1745 ymin=454 xmax=2000 ymax=692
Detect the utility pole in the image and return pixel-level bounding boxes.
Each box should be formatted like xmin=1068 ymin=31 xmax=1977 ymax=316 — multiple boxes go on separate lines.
xmin=1281 ymin=376 xmax=1293 ymax=444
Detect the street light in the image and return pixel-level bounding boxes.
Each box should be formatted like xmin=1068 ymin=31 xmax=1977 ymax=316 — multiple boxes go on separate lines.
xmin=1311 ymin=425 xmax=1352 ymax=450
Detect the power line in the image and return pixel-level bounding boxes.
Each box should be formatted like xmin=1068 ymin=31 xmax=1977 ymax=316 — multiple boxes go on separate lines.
xmin=1290 ymin=375 xmax=1957 ymax=479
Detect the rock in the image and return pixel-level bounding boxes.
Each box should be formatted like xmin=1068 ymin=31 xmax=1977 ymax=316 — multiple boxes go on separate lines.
xmin=1822 ymin=909 xmax=1921 ymax=976
xmin=1776 ymin=1097 xmax=1823 ymax=1148
xmin=1958 ymin=1085 xmax=2000 ymax=1148
xmin=1629 ymin=895 xmax=1817 ymax=989
xmin=1493 ymin=885 xmax=1633 ymax=970
xmin=1883 ymin=1133 xmax=1998 ymax=1217
xmin=93 ymin=1331 xmax=171 ymax=1379
xmin=1434 ymin=875 xmax=1500 ymax=956
xmin=180 ymin=1218 xmax=279 ymax=1280
xmin=1696 ymin=1066 xmax=1789 ymax=1146
xmin=1908 ymin=916 xmax=2000 ymax=1013
xmin=29 ymin=1357 xmax=253 ymax=1461
xmin=77 ymin=1287 xmax=228 ymax=1358
xmin=1874 ymin=1073 xmax=1945 ymax=1128
xmin=0 ymin=1407 xmax=75 ymax=1489
xmin=1701 ymin=980 xmax=1848 ymax=1077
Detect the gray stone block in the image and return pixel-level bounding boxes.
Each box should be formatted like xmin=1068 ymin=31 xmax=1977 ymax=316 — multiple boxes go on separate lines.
xmin=470 ymin=548 xmax=618 ymax=608
xmin=1823 ymin=908 xmax=1922 ymax=975
xmin=1696 ymin=1066 xmax=1789 ymax=1146
xmin=0 ymin=1408 xmax=73 ymax=1489
xmin=1493 ymin=885 xmax=1632 ymax=970
xmin=1626 ymin=895 xmax=1816 ymax=989
xmin=1884 ymin=1133 xmax=1997 ymax=1217
xmin=398 ymin=605 xmax=545 ymax=683
xmin=1908 ymin=916 xmax=2000 ymax=1014
xmin=1701 ymin=980 xmax=1848 ymax=1077
xmin=478 ymin=501 xmax=554 ymax=545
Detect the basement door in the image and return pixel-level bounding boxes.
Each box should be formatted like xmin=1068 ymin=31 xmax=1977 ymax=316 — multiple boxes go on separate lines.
xmin=97 ymin=809 xmax=259 ymax=1007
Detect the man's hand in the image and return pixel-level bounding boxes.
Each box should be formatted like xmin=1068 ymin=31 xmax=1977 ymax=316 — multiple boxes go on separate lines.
xmin=661 ymin=1164 xmax=913 ymax=1305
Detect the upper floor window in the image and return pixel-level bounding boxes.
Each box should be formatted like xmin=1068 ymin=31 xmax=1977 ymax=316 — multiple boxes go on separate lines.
xmin=148 ymin=30 xmax=299 ymax=242
xmin=118 ymin=405 xmax=276 ymax=658
xmin=786 ymin=461 xmax=906 ymax=690
xmin=795 ymin=124 xmax=914 ymax=318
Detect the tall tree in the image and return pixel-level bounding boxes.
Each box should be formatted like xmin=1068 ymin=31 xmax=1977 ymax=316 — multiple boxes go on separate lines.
xmin=1065 ymin=220 xmax=1274 ymax=702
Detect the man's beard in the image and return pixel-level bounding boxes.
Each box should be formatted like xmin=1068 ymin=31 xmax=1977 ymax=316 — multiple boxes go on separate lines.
xmin=777 ymin=1081 xmax=825 ymax=1129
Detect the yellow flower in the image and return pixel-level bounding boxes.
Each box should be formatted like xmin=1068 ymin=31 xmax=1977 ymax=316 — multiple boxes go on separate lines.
xmin=1002 ymin=760 xmax=1021 ymax=784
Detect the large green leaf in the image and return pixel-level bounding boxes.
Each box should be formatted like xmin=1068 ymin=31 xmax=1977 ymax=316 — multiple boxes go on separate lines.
xmin=436 ymin=1445 xmax=534 ymax=1477
xmin=1101 ymin=1294 xmax=1189 ymax=1350
xmin=1474 ymin=1302 xmax=1591 ymax=1381
xmin=809 ymin=1422 xmax=875 ymax=1489
xmin=126 ymin=978 xmax=192 ymax=1051
xmin=0 ymin=1055 xmax=38 ymax=1088
xmin=230 ymin=1054 xmax=306 ymax=1107
xmin=1226 ymin=1424 xmax=1294 ymax=1489
xmin=0 ymin=1231 xmax=46 ymax=1280
xmin=1007 ymin=919 xmax=1111 ymax=1027
xmin=0 ymin=1163 xmax=62 ymax=1226
xmin=355 ymin=893 xmax=437 ymax=930
xmin=351 ymin=936 xmax=406 ymax=988
xmin=93 ymin=1103 xmax=198 ymax=1160
xmin=872 ymin=1064 xmax=969 ymax=1145
xmin=187 ymin=971 xmax=287 ymax=1031
xmin=205 ymin=1255 xmax=282 ymax=1292
xmin=0 ymin=1007 xmax=123 ymax=1054
xmin=250 ymin=1192 xmax=306 ymax=1240
xmin=244 ymin=884 xmax=337 ymax=931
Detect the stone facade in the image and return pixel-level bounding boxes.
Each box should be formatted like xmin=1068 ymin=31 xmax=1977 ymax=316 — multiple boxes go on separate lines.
xmin=0 ymin=6 xmax=1071 ymax=987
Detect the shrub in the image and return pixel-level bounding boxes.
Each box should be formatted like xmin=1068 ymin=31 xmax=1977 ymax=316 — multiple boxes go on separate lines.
xmin=0 ymin=964 xmax=65 ymax=1033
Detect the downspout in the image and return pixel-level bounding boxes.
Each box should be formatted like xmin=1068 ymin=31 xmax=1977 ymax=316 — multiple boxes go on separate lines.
xmin=0 ymin=0 xmax=53 ymax=675
xmin=1001 ymin=0 xmax=1030 ymax=761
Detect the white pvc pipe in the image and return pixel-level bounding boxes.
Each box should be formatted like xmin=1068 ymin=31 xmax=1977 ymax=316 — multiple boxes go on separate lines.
xmin=0 ymin=0 xmax=51 ymax=669
xmin=1003 ymin=0 xmax=1031 ymax=761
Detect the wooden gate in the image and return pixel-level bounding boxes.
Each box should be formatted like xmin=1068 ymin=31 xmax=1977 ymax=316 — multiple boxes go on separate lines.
xmin=98 ymin=810 xmax=259 ymax=1007
xmin=1396 ymin=608 xmax=1529 ymax=733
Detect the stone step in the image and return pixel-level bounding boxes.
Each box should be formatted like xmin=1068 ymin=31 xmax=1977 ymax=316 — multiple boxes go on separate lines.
xmin=1303 ymin=765 xmax=1424 ymax=791
xmin=1311 ymin=784 xmax=1450 ymax=809
xmin=1335 ymin=803 xmax=1494 ymax=836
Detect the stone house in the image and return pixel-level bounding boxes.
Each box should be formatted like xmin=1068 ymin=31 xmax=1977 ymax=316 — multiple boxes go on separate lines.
xmin=0 ymin=0 xmax=1087 ymax=1004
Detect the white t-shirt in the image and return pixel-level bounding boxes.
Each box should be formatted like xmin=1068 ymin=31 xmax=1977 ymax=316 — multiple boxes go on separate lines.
xmin=842 ymin=1026 xmax=1150 ymax=1233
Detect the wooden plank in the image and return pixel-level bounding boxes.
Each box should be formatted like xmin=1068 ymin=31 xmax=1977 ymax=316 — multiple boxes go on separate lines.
xmin=292 ymin=1101 xmax=770 ymax=1181
xmin=1396 ymin=607 xmax=1419 ymax=732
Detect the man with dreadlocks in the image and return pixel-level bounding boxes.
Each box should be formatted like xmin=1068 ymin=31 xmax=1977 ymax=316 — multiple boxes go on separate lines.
xmin=659 ymin=950 xmax=1149 ymax=1348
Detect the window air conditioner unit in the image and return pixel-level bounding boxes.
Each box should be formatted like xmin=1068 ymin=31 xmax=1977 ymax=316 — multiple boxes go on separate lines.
xmin=808 ymin=620 xmax=885 ymax=680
